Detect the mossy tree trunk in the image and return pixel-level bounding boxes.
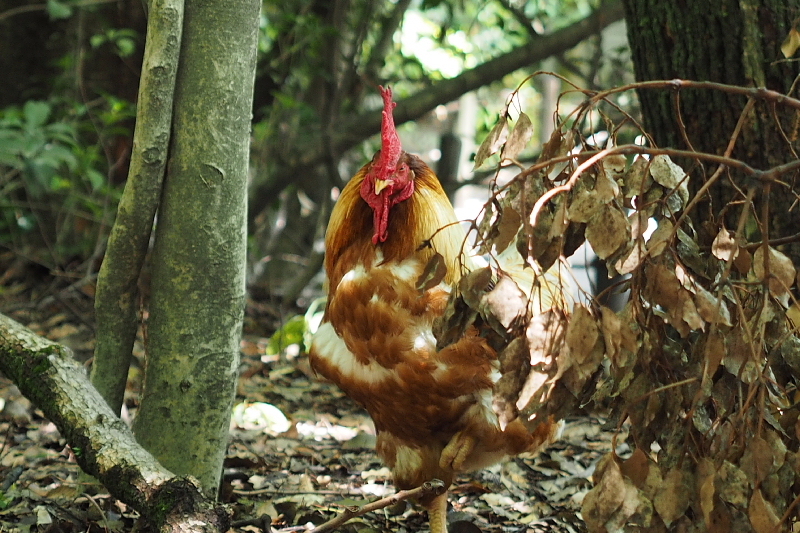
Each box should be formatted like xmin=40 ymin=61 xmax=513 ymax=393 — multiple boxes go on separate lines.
xmin=130 ymin=0 xmax=260 ymax=496
xmin=622 ymin=0 xmax=800 ymax=262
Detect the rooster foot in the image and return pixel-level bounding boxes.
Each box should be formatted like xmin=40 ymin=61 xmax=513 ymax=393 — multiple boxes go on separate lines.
xmin=426 ymin=491 xmax=449 ymax=533
xmin=440 ymin=431 xmax=476 ymax=471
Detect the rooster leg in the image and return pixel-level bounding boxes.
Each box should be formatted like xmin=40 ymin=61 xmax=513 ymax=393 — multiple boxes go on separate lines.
xmin=439 ymin=431 xmax=476 ymax=471
xmin=426 ymin=490 xmax=449 ymax=533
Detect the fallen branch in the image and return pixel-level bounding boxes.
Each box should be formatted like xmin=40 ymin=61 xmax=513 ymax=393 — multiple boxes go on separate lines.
xmin=0 ymin=313 xmax=230 ymax=533
xmin=310 ymin=480 xmax=447 ymax=533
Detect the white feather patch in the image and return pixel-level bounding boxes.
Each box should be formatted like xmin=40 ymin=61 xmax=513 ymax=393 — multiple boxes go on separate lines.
xmin=385 ymin=259 xmax=421 ymax=281
xmin=313 ymin=322 xmax=393 ymax=385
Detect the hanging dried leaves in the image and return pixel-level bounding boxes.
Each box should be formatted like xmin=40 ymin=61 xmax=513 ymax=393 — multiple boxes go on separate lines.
xmin=473 ymin=115 xmax=508 ymax=169
xmin=503 ymin=112 xmax=533 ymax=161
xmin=440 ymin=81 xmax=800 ymax=533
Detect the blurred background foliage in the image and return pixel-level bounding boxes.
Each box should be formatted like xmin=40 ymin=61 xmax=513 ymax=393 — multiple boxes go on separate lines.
xmin=0 ymin=0 xmax=631 ymax=322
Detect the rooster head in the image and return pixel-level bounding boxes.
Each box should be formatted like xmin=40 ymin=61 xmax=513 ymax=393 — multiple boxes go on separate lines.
xmin=361 ymin=86 xmax=415 ymax=245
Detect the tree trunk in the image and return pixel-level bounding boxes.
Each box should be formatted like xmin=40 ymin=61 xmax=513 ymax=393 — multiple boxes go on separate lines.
xmin=131 ymin=0 xmax=260 ymax=496
xmin=92 ymin=0 xmax=183 ymax=417
xmin=622 ymin=0 xmax=800 ymax=261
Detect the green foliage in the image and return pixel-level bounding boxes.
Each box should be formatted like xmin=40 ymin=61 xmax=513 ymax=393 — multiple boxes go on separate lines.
xmin=265 ymin=298 xmax=326 ymax=356
xmin=266 ymin=315 xmax=307 ymax=356
xmin=90 ymin=28 xmax=140 ymax=58
xmin=46 ymin=0 xmax=75 ymax=20
xmin=0 ymin=96 xmax=129 ymax=266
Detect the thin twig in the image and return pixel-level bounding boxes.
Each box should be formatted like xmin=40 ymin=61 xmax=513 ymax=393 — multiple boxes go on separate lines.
xmin=310 ymin=480 xmax=446 ymax=533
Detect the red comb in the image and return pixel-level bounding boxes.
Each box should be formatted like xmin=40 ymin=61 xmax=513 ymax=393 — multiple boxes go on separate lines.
xmin=376 ymin=86 xmax=401 ymax=174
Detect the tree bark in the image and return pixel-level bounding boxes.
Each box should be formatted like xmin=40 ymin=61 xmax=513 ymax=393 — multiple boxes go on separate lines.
xmin=0 ymin=313 xmax=230 ymax=533
xmin=92 ymin=0 xmax=183 ymax=416
xmin=623 ymin=0 xmax=800 ymax=261
xmin=131 ymin=0 xmax=260 ymax=495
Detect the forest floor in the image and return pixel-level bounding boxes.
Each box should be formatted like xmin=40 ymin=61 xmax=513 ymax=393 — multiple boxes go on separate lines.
xmin=0 ymin=253 xmax=623 ymax=533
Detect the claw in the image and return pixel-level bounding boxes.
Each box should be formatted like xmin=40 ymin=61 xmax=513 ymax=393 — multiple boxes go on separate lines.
xmin=439 ymin=432 xmax=476 ymax=471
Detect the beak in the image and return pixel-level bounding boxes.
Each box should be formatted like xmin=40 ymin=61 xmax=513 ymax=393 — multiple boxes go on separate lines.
xmin=374 ymin=178 xmax=393 ymax=194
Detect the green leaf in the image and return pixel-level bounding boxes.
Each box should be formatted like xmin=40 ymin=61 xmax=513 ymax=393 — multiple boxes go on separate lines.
xmin=46 ymin=0 xmax=73 ymax=20
xmin=86 ymin=168 xmax=106 ymax=191
xmin=90 ymin=34 xmax=106 ymax=48
xmin=50 ymin=175 xmax=72 ymax=192
xmin=23 ymin=101 xmax=51 ymax=128
xmin=266 ymin=315 xmax=307 ymax=355
xmin=116 ymin=37 xmax=136 ymax=57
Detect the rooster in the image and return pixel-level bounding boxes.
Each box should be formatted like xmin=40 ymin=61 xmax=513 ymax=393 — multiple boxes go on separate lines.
xmin=309 ymin=87 xmax=558 ymax=533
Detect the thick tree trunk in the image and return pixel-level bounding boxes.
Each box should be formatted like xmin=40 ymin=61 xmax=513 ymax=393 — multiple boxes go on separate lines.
xmin=131 ymin=0 xmax=260 ymax=495
xmin=0 ymin=314 xmax=229 ymax=533
xmin=623 ymin=0 xmax=800 ymax=261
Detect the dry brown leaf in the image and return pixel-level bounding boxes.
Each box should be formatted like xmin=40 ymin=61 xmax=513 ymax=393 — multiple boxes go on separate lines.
xmin=416 ymin=252 xmax=447 ymax=292
xmin=484 ymin=275 xmax=527 ymax=330
xmin=748 ymin=489 xmax=780 ymax=533
xmin=565 ymin=305 xmax=598 ymax=365
xmin=649 ymin=155 xmax=689 ymax=211
xmin=595 ymin=163 xmax=621 ymax=202
xmin=716 ymin=461 xmax=749 ymax=508
xmin=459 ymin=267 xmax=493 ymax=309
xmin=711 ymin=228 xmax=738 ymax=262
xmin=539 ymin=127 xmax=574 ymax=163
xmin=474 ymin=116 xmax=508 ymax=169
xmin=742 ymin=435 xmax=775 ymax=485
xmin=703 ymin=329 xmax=725 ymax=379
xmin=585 ymin=455 xmax=652 ymax=532
xmin=646 ymin=262 xmax=706 ymax=335
xmin=493 ymin=206 xmax=521 ymax=255
xmin=697 ymin=458 xmax=716 ymax=526
xmin=622 ymin=155 xmax=652 ymax=199
xmin=734 ymin=246 xmax=752 ymax=274
xmin=503 ymin=112 xmax=533 ymax=160
xmin=518 ymin=310 xmax=566 ymax=414
xmin=694 ymin=285 xmax=732 ymax=326
xmin=781 ymin=27 xmax=800 ymax=58
xmin=615 ymin=239 xmax=646 ymax=275
xmin=653 ymin=468 xmax=690 ymax=527
xmin=568 ymin=187 xmax=604 ymax=223
xmin=646 ymin=219 xmax=673 ymax=257
xmin=788 ymin=304 xmax=800 ymax=333
xmin=586 ymin=203 xmax=631 ymax=259
xmin=647 ymin=263 xmax=681 ymax=308
xmin=754 ymin=245 xmax=796 ymax=306
xmin=546 ymin=196 xmax=569 ymax=242
xmin=493 ymin=337 xmax=530 ymax=429
xmin=581 ymin=455 xmax=626 ymax=531
xmin=620 ymin=448 xmax=650 ymax=489
xmin=601 ymin=306 xmax=637 ymax=368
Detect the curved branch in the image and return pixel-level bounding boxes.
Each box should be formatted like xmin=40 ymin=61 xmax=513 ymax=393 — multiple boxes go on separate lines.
xmin=0 ymin=313 xmax=229 ymax=533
